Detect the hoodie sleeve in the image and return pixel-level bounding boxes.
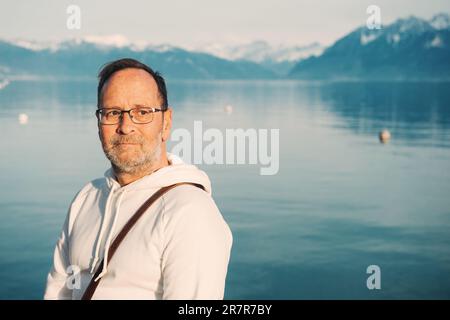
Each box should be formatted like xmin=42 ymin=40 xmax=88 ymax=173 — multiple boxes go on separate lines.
xmin=43 ymin=183 xmax=90 ymax=300
xmin=43 ymin=211 xmax=72 ymax=300
xmin=161 ymin=185 xmax=233 ymax=300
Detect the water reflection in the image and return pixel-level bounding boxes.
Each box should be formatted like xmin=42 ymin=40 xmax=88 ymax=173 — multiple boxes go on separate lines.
xmin=317 ymin=81 xmax=450 ymax=148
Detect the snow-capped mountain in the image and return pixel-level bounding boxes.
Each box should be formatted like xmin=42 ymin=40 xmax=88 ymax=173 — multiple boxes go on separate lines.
xmin=3 ymin=36 xmax=322 ymax=77
xmin=290 ymin=13 xmax=450 ymax=80
xmin=2 ymin=12 xmax=449 ymax=80
xmin=191 ymin=40 xmax=324 ymax=63
xmin=430 ymin=13 xmax=450 ymax=30
xmin=190 ymin=40 xmax=324 ymax=75
xmin=6 ymin=34 xmax=178 ymax=53
xmin=0 ymin=36 xmax=276 ymax=80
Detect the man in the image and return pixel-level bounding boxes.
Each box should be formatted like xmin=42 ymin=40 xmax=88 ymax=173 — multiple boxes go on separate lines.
xmin=44 ymin=58 xmax=233 ymax=300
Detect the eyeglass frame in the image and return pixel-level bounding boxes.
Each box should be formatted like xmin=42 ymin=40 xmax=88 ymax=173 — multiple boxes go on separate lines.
xmin=95 ymin=106 xmax=166 ymax=125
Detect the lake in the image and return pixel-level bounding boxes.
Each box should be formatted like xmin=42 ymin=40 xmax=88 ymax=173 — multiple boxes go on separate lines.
xmin=0 ymin=79 xmax=449 ymax=299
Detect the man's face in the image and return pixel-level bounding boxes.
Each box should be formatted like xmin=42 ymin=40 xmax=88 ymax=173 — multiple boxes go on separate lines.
xmin=98 ymin=68 xmax=172 ymax=174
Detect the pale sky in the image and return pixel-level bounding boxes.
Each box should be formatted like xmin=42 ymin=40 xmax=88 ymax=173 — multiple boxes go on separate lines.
xmin=1 ymin=0 xmax=449 ymax=47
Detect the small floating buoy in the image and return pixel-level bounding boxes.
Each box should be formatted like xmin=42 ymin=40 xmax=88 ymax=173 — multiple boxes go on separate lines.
xmin=379 ymin=129 xmax=391 ymax=143
xmin=0 ymin=79 xmax=10 ymax=90
xmin=18 ymin=113 xmax=29 ymax=125
xmin=224 ymin=105 xmax=233 ymax=114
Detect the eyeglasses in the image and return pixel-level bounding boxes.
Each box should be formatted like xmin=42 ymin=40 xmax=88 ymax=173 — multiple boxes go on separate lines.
xmin=95 ymin=107 xmax=165 ymax=125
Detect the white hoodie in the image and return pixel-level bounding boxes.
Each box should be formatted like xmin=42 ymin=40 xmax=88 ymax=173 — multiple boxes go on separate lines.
xmin=44 ymin=153 xmax=233 ymax=300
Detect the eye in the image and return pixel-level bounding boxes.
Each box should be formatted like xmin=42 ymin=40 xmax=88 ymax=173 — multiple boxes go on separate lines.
xmin=106 ymin=110 xmax=121 ymax=117
xmin=137 ymin=109 xmax=150 ymax=116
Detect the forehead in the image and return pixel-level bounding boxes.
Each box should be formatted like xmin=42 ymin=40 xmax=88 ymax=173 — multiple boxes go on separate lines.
xmin=100 ymin=68 xmax=160 ymax=107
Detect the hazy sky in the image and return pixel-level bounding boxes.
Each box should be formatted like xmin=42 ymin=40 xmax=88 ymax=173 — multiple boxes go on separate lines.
xmin=1 ymin=0 xmax=449 ymax=47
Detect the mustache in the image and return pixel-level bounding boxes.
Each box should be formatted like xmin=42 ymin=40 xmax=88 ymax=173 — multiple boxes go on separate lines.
xmin=109 ymin=135 xmax=145 ymax=146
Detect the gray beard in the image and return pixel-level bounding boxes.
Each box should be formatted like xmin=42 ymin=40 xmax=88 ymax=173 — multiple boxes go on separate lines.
xmin=102 ymin=132 xmax=162 ymax=175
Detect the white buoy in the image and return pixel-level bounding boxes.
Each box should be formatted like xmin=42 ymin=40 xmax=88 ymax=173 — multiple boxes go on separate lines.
xmin=18 ymin=113 xmax=29 ymax=125
xmin=0 ymin=79 xmax=10 ymax=90
xmin=224 ymin=105 xmax=233 ymax=115
xmin=379 ymin=129 xmax=391 ymax=143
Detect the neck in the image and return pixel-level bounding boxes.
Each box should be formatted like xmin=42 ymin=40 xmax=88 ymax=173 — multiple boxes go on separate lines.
xmin=113 ymin=154 xmax=170 ymax=187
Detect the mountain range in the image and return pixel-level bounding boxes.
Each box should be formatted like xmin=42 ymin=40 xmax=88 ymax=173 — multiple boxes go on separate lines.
xmin=0 ymin=13 xmax=449 ymax=80
xmin=289 ymin=13 xmax=450 ymax=80
xmin=189 ymin=41 xmax=324 ymax=76
xmin=0 ymin=39 xmax=276 ymax=80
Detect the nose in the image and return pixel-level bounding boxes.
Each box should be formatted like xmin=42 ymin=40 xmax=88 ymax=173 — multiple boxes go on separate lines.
xmin=116 ymin=111 xmax=136 ymax=135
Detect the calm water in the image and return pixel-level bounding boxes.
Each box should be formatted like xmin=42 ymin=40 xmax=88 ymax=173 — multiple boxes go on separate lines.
xmin=0 ymin=79 xmax=450 ymax=299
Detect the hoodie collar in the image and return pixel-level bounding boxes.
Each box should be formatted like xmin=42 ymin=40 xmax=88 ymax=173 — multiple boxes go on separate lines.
xmin=103 ymin=152 xmax=212 ymax=195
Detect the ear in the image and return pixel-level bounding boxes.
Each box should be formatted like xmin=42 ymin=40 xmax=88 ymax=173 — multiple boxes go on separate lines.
xmin=97 ymin=122 xmax=101 ymax=140
xmin=161 ymin=107 xmax=172 ymax=142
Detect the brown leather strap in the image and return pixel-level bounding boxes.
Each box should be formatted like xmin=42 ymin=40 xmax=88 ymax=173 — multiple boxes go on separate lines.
xmin=81 ymin=182 xmax=205 ymax=300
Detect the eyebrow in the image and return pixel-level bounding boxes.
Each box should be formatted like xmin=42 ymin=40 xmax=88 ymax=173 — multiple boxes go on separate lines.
xmin=99 ymin=104 xmax=152 ymax=109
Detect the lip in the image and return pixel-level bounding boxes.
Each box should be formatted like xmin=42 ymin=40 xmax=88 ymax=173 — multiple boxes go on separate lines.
xmin=115 ymin=143 xmax=139 ymax=147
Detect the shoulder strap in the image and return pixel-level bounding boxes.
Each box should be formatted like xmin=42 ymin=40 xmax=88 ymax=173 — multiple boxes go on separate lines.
xmin=81 ymin=182 xmax=205 ymax=300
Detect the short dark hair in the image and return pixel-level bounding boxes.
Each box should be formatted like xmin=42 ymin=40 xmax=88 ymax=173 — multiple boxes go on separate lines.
xmin=97 ymin=58 xmax=168 ymax=109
